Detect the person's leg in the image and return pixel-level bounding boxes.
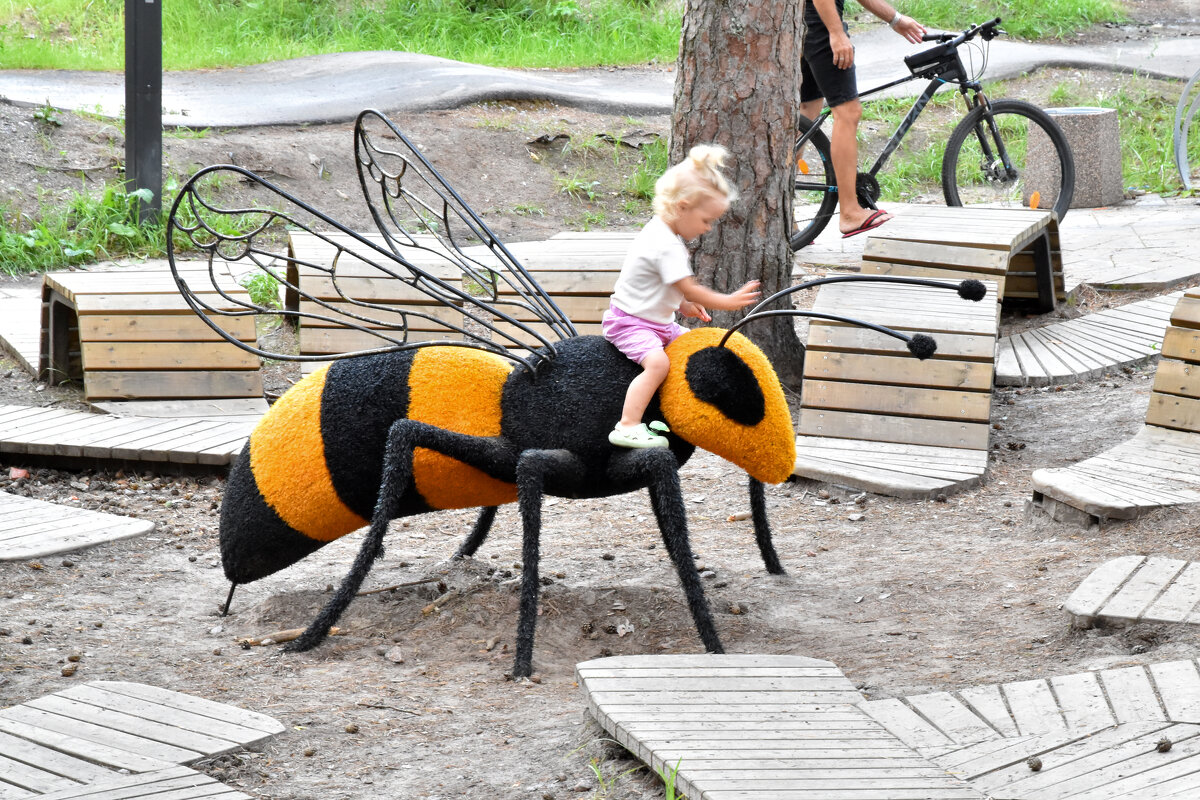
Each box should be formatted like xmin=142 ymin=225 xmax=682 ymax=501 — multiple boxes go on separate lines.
xmin=618 ymin=349 xmax=669 ymax=428
xmin=828 ymin=99 xmax=889 ymax=234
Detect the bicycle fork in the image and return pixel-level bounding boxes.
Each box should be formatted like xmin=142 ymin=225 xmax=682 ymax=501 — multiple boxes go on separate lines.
xmin=965 ymin=90 xmax=1019 ymax=184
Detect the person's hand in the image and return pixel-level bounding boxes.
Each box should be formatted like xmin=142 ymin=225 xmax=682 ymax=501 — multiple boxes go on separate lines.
xmin=830 ymin=31 xmax=855 ymax=70
xmin=893 ymin=15 xmax=926 ymax=44
xmin=679 ymin=300 xmax=711 ymax=322
xmin=728 ymin=280 xmax=762 ymax=309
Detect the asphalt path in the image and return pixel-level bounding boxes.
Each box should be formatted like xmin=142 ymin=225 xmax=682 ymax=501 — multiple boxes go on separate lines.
xmin=1 ymin=29 xmax=1197 ymax=127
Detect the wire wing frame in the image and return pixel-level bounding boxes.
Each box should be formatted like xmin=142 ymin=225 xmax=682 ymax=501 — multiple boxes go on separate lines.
xmin=166 ymin=109 xmax=578 ymax=373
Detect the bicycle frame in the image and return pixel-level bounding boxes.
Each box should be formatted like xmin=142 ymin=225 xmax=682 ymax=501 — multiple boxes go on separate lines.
xmin=795 ymin=49 xmax=1000 ymax=194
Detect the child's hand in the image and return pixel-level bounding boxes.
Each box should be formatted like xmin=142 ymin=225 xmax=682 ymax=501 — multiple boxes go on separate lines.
xmin=679 ymin=300 xmax=712 ymax=322
xmin=729 ymin=280 xmax=762 ymax=308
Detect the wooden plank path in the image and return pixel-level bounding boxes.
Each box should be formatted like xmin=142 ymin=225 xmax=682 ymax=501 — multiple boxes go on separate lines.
xmin=0 ymin=490 xmax=154 ymax=562
xmin=1031 ymin=289 xmax=1200 ymax=523
xmin=0 ymin=404 xmax=253 ymax=470
xmin=0 ymin=293 xmax=41 ymax=375
xmin=995 ymin=290 xmax=1184 ymax=387
xmin=1063 ymin=555 xmax=1200 ymax=628
xmin=577 ymin=654 xmax=986 ymax=800
xmin=0 ymin=681 xmax=283 ymax=799
xmin=860 ymin=658 xmax=1200 ymax=798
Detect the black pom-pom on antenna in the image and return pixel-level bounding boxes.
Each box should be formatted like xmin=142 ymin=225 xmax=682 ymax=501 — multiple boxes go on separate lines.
xmin=958 ymin=279 xmax=987 ymax=302
xmin=906 ymin=334 xmax=937 ymax=360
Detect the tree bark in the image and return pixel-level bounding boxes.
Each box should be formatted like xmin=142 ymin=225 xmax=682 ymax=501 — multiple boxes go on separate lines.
xmin=672 ymin=0 xmax=804 ymax=386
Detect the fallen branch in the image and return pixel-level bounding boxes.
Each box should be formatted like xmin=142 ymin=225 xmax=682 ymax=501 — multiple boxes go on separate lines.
xmin=356 ymin=577 xmax=442 ymax=597
xmin=237 ymin=626 xmax=341 ymax=646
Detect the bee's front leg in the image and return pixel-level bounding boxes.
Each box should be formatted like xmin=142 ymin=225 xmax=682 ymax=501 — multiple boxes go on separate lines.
xmin=608 ymin=449 xmax=722 ymax=655
xmin=749 ymin=477 xmax=785 ymax=575
xmin=512 ymin=449 xmax=586 ymax=678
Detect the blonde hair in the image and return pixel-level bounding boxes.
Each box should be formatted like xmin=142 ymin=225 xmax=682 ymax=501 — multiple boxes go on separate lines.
xmin=652 ymin=144 xmax=737 ymax=220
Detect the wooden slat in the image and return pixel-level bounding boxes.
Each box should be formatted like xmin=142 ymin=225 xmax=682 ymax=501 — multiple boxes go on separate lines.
xmin=801 ymin=381 xmax=991 ymax=422
xmin=80 ymin=342 xmax=259 ymax=371
xmin=81 ymin=370 xmax=262 ymax=401
xmin=77 ymin=313 xmax=255 ymax=343
xmin=36 ymin=766 xmax=252 ymax=800
xmin=799 ymin=409 xmax=990 ymax=450
xmin=1063 ymin=556 xmax=1146 ymax=618
xmin=1150 ymin=661 xmax=1200 ymax=723
xmin=803 ymin=352 xmax=993 ymax=390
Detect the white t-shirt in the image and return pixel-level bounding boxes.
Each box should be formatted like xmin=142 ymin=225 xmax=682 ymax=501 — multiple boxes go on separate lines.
xmin=609 ymin=216 xmax=693 ymax=324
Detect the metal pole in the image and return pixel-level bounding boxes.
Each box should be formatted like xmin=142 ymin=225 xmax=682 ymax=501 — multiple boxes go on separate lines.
xmin=125 ymin=0 xmax=162 ymax=224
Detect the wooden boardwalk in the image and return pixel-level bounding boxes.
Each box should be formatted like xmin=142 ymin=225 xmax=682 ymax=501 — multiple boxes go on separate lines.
xmin=0 ymin=681 xmax=283 ymax=799
xmin=580 ymin=653 xmax=1200 ymax=799
xmin=861 ymin=658 xmax=1200 ymax=798
xmin=1031 ymin=289 xmax=1200 ymax=523
xmin=0 ymin=490 xmax=154 ymax=562
xmin=995 ymin=291 xmax=1183 ymax=387
xmin=0 ymin=404 xmax=253 ymax=470
xmin=577 ymin=654 xmax=985 ymax=800
xmin=1064 ymin=555 xmax=1200 ymax=628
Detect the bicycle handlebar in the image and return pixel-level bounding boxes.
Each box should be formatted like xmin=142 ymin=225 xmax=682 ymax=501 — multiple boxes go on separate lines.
xmin=920 ymin=18 xmax=1003 ymax=46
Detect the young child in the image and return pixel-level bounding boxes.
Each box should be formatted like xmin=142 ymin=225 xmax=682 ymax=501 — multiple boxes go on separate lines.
xmin=603 ymin=144 xmax=761 ymax=449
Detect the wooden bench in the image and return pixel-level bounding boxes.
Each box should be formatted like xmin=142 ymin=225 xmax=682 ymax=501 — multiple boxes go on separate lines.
xmin=1030 ymin=289 xmax=1200 ymax=524
xmin=860 ymin=206 xmax=1063 ymax=311
xmin=39 ymin=263 xmax=263 ymax=403
xmin=285 ymin=230 xmax=631 ymax=368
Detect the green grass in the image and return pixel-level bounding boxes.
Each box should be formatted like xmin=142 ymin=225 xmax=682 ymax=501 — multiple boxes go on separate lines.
xmin=2 ymin=0 xmax=1127 ymax=72
xmin=0 ymin=0 xmax=683 ymax=70
xmin=847 ymin=0 xmax=1125 ymax=40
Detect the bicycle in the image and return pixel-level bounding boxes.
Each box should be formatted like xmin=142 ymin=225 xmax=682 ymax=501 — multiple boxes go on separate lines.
xmin=790 ymin=17 xmax=1076 ymax=251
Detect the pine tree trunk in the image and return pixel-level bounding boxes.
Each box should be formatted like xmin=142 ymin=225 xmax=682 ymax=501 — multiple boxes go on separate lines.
xmin=672 ymin=0 xmax=804 ymax=386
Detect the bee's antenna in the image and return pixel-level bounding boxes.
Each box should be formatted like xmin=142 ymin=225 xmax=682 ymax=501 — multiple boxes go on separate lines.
xmin=717 ymin=309 xmax=938 ymax=360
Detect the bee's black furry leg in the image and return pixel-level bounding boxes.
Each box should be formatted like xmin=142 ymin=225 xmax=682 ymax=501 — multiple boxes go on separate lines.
xmin=512 ymin=449 xmax=584 ymax=678
xmin=749 ymin=477 xmax=785 ymax=575
xmin=613 ymin=450 xmax=722 ymax=655
xmin=455 ymin=506 xmax=499 ymax=559
xmin=286 ymin=422 xmax=519 ymax=654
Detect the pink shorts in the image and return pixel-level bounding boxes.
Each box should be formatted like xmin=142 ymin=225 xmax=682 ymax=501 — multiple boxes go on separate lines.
xmin=602 ymin=304 xmax=687 ymax=365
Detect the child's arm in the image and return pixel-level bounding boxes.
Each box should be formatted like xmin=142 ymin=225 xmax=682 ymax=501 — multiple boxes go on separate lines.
xmin=675 ymin=277 xmax=761 ymax=321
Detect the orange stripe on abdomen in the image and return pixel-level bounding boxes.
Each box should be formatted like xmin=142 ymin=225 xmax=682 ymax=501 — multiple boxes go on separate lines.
xmin=409 ymin=348 xmax=517 ymax=509
xmin=249 ymin=365 xmax=369 ymax=541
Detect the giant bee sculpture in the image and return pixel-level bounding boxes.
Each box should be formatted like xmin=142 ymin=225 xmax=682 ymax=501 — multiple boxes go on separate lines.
xmin=167 ymin=109 xmax=985 ymax=677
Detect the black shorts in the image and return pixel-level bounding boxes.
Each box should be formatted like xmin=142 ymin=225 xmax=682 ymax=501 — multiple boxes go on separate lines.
xmin=800 ymin=18 xmax=858 ymax=108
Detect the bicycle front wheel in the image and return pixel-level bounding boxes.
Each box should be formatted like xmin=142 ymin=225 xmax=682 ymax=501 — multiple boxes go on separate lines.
xmin=790 ymin=115 xmax=838 ymax=251
xmin=942 ymin=99 xmax=1075 ymax=222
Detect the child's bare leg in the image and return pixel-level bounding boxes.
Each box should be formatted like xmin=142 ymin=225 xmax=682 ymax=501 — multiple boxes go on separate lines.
xmin=619 ymin=349 xmax=670 ymax=427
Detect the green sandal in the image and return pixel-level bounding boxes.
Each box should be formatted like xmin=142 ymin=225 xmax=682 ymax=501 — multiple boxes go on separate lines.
xmin=608 ymin=422 xmax=669 ymax=449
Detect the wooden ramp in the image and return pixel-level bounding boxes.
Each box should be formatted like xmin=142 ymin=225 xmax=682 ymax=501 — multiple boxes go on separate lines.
xmin=0 ymin=681 xmax=283 ymax=799
xmin=0 ymin=291 xmax=42 ymax=375
xmin=793 ymin=207 xmax=1061 ymax=498
xmin=577 ymin=654 xmax=986 ymax=800
xmin=996 ymin=291 xmax=1183 ymax=387
xmin=1031 ymin=289 xmax=1200 ymax=523
xmin=39 ymin=262 xmax=264 ymax=403
xmin=860 ymin=658 xmax=1200 ymax=799
xmin=859 ymin=206 xmax=1064 ymax=311
xmin=0 ymin=404 xmax=253 ymax=471
xmin=0 ymin=490 xmax=154 ymax=562
xmin=794 ymin=278 xmax=999 ymax=498
xmin=1064 ymin=555 xmax=1200 ymax=628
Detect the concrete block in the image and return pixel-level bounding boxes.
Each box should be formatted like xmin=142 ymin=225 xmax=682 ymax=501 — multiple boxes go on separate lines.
xmin=1028 ymin=107 xmax=1123 ymax=209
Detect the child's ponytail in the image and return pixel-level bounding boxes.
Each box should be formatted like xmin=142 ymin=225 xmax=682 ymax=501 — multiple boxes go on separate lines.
xmin=653 ymin=143 xmax=737 ymax=220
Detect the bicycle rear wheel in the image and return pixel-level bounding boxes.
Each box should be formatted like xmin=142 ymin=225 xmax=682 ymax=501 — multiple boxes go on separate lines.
xmin=942 ymin=99 xmax=1075 ymax=222
xmin=790 ymin=115 xmax=838 ymax=251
